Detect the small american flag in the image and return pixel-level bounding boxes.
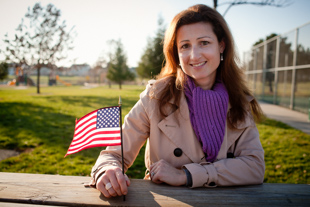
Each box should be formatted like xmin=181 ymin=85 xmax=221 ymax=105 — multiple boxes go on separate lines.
xmin=65 ymin=106 xmax=121 ymax=157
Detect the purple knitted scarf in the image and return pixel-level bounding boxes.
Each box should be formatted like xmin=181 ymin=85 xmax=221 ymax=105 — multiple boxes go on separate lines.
xmin=184 ymin=77 xmax=229 ymax=162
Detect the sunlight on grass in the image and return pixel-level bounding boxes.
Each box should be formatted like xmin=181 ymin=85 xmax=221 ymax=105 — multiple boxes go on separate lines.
xmin=258 ymin=117 xmax=310 ymax=184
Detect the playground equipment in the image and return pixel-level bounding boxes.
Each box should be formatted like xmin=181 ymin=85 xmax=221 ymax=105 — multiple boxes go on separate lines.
xmin=56 ymin=75 xmax=72 ymax=86
xmin=7 ymin=79 xmax=16 ymax=86
xmin=8 ymin=66 xmax=35 ymax=86
xmin=16 ymin=75 xmax=35 ymax=86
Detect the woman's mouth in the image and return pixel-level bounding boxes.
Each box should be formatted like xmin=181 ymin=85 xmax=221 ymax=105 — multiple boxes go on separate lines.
xmin=191 ymin=61 xmax=206 ymax=67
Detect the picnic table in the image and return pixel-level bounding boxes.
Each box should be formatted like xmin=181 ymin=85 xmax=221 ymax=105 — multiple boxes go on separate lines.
xmin=0 ymin=172 xmax=309 ymax=206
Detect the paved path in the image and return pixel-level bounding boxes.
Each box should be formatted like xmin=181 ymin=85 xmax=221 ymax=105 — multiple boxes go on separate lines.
xmin=0 ymin=149 xmax=20 ymax=161
xmin=259 ymin=101 xmax=310 ymax=135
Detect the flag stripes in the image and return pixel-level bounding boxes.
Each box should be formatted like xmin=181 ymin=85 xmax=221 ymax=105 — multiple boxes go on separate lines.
xmin=65 ymin=106 xmax=121 ymax=157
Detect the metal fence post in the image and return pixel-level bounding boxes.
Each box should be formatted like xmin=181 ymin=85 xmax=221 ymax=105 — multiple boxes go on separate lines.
xmin=262 ymin=42 xmax=267 ymax=100
xmin=274 ymin=36 xmax=281 ymax=104
xmin=290 ymin=28 xmax=299 ymax=110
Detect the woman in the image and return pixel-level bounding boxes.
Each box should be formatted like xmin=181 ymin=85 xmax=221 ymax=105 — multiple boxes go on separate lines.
xmin=90 ymin=4 xmax=265 ymax=198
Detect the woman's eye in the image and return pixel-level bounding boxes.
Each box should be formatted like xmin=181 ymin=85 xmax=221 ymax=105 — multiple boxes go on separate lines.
xmin=201 ymin=41 xmax=209 ymax=46
xmin=181 ymin=44 xmax=189 ymax=49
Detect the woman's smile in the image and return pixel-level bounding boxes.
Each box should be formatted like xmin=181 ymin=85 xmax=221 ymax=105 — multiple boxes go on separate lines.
xmin=191 ymin=61 xmax=207 ymax=67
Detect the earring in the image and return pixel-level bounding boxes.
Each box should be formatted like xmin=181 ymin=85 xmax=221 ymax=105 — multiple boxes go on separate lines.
xmin=220 ymin=53 xmax=223 ymax=61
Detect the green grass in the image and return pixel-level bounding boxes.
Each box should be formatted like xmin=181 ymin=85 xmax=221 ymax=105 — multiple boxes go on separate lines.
xmin=0 ymin=85 xmax=309 ymax=184
xmin=0 ymin=85 xmax=146 ymax=178
xmin=258 ymin=118 xmax=310 ymax=184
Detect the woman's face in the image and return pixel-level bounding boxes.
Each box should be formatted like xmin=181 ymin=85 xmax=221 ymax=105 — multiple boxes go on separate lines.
xmin=176 ymin=22 xmax=225 ymax=90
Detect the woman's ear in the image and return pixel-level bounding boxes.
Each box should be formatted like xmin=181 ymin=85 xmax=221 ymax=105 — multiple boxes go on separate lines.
xmin=219 ymin=40 xmax=225 ymax=53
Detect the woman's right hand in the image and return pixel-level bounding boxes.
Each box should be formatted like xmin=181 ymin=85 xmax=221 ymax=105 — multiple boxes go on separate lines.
xmin=96 ymin=166 xmax=130 ymax=198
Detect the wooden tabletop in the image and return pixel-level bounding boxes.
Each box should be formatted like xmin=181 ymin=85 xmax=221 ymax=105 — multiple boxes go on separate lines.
xmin=0 ymin=172 xmax=309 ymax=206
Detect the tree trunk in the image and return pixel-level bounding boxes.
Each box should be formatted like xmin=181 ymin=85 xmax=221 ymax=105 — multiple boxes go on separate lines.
xmin=36 ymin=67 xmax=41 ymax=94
xmin=119 ymin=82 xmax=122 ymax=90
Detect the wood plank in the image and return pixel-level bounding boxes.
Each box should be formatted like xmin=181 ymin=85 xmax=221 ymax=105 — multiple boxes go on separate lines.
xmin=0 ymin=202 xmax=62 ymax=207
xmin=0 ymin=172 xmax=309 ymax=206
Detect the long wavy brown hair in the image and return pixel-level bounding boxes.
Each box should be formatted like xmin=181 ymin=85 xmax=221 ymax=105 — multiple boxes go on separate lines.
xmin=156 ymin=4 xmax=262 ymax=127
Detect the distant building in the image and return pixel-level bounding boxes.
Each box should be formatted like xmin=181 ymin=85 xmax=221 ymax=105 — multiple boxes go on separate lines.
xmin=67 ymin=64 xmax=91 ymax=76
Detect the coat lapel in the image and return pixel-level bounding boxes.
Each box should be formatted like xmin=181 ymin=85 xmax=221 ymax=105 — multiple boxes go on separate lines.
xmin=157 ymin=93 xmax=205 ymax=163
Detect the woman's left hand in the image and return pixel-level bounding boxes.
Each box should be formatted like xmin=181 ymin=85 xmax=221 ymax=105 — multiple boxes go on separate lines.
xmin=150 ymin=159 xmax=187 ymax=186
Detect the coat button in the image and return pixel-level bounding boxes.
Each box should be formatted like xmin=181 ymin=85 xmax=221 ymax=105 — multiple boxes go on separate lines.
xmin=174 ymin=148 xmax=182 ymax=157
xmin=227 ymin=152 xmax=234 ymax=158
xmin=209 ymin=182 xmax=216 ymax=186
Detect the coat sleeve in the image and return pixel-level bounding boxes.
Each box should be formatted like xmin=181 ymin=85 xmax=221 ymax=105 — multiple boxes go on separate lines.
xmin=183 ymin=124 xmax=265 ymax=188
xmin=90 ymin=88 xmax=151 ymax=185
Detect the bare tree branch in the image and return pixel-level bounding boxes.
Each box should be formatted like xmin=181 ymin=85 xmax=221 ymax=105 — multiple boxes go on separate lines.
xmin=216 ymin=0 xmax=293 ymax=16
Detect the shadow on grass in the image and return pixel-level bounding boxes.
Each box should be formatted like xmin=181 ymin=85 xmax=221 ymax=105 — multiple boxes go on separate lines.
xmin=0 ymin=97 xmax=146 ymax=178
xmin=0 ymin=95 xmax=139 ymax=151
xmin=0 ymin=102 xmax=76 ymax=150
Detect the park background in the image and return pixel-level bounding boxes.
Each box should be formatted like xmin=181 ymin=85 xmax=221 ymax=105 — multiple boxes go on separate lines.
xmin=0 ymin=0 xmax=309 ymax=184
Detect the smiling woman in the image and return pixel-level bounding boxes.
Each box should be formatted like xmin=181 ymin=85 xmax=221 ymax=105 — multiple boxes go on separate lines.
xmin=91 ymin=4 xmax=265 ymax=199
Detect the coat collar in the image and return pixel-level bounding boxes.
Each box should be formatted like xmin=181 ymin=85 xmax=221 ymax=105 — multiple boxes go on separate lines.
xmin=148 ymin=78 xmax=190 ymax=119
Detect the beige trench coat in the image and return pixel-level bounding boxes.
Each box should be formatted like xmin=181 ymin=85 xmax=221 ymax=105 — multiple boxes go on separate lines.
xmin=91 ymin=79 xmax=265 ymax=188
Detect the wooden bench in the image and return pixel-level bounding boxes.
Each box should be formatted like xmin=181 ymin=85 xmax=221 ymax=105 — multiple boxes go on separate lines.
xmin=0 ymin=172 xmax=309 ymax=206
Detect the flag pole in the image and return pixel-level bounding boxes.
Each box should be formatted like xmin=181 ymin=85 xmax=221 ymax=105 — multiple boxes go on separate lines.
xmin=119 ymin=96 xmax=125 ymax=201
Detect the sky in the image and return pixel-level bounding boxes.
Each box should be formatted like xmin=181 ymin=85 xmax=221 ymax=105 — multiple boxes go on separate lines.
xmin=0 ymin=0 xmax=309 ymax=68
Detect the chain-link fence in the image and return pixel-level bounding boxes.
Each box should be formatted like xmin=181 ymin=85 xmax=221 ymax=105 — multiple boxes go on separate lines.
xmin=243 ymin=22 xmax=310 ymax=114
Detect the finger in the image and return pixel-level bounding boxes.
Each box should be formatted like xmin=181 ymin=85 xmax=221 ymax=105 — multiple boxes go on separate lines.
xmin=102 ymin=172 xmax=118 ymax=197
xmin=150 ymin=159 xmax=166 ymax=172
xmin=151 ymin=172 xmax=163 ymax=184
xmin=150 ymin=170 xmax=155 ymax=180
xmin=104 ymin=169 xmax=122 ymax=196
xmin=108 ymin=172 xmax=122 ymax=196
xmin=106 ymin=184 xmax=118 ymax=197
xmin=150 ymin=160 xmax=158 ymax=171
xmin=115 ymin=171 xmax=128 ymax=195
xmin=150 ymin=165 xmax=159 ymax=180
xmin=150 ymin=164 xmax=155 ymax=172
xmin=97 ymin=178 xmax=111 ymax=198
xmin=125 ymin=174 xmax=131 ymax=186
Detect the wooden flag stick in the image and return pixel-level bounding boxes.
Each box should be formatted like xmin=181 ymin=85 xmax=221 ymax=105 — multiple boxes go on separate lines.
xmin=119 ymin=96 xmax=126 ymax=201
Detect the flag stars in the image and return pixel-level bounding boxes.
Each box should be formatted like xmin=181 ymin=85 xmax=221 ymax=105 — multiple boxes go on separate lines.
xmin=96 ymin=107 xmax=120 ymax=129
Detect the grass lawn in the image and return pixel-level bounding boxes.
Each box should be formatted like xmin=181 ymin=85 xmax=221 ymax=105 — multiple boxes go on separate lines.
xmin=0 ymin=85 xmax=309 ymax=184
xmin=0 ymin=85 xmax=146 ymax=178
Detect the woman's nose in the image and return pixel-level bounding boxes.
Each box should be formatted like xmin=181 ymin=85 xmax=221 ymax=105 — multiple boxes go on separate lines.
xmin=190 ymin=46 xmax=201 ymax=60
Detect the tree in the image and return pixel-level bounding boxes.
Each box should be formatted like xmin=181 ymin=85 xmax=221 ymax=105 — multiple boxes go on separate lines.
xmin=2 ymin=3 xmax=75 ymax=93
xmin=107 ymin=39 xmax=135 ymax=89
xmin=213 ymin=0 xmax=292 ymax=16
xmin=137 ymin=17 xmax=166 ymax=79
xmin=0 ymin=62 xmax=8 ymax=81
xmin=253 ymin=33 xmax=278 ymax=46
xmin=92 ymin=55 xmax=107 ymax=84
